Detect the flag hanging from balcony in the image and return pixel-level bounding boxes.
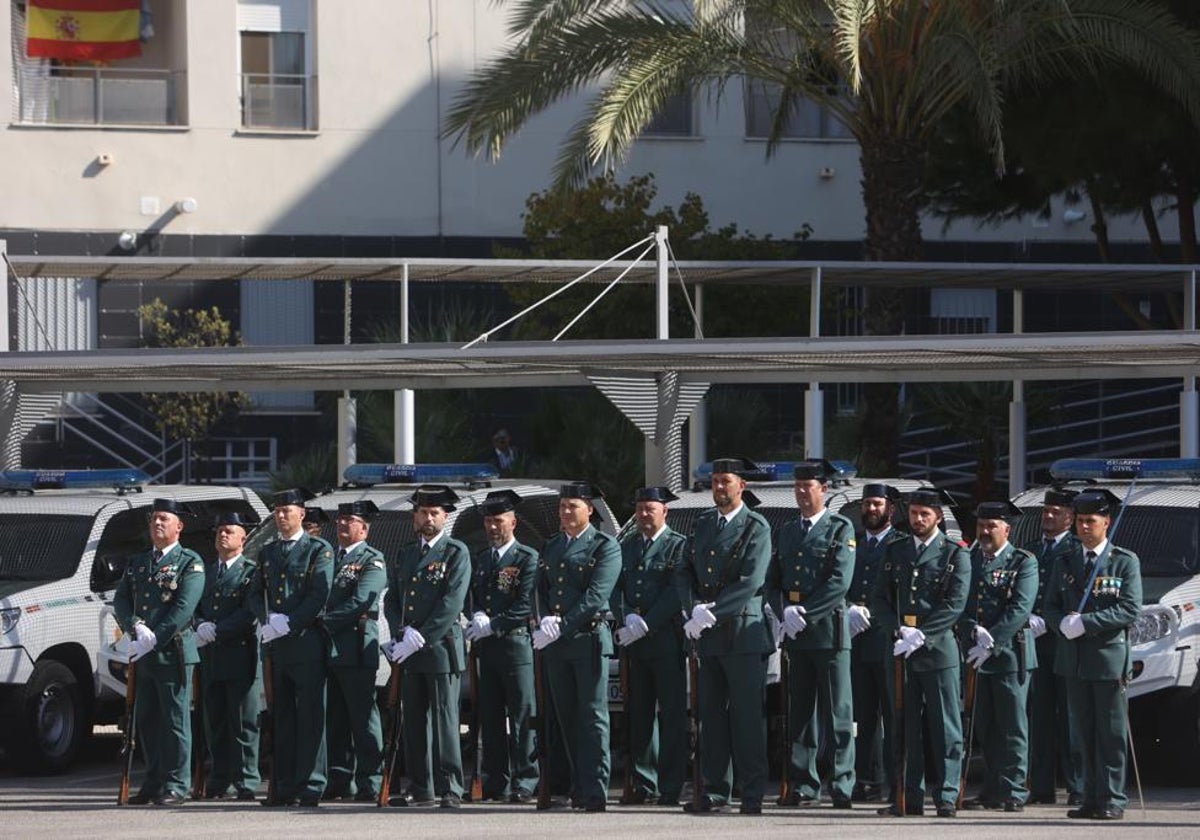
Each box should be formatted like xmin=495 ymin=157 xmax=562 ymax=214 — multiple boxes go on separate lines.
xmin=26 ymin=0 xmax=142 ymax=61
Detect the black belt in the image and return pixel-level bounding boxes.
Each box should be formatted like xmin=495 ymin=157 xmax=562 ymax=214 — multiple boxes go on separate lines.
xmin=493 ymin=626 xmax=529 ymax=639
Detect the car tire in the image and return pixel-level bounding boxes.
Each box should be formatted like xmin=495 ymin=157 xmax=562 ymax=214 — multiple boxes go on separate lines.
xmin=5 ymin=659 xmax=88 ymax=774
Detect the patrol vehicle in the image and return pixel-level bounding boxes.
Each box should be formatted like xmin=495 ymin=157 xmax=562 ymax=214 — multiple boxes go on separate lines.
xmin=1010 ymin=457 xmax=1200 ymax=780
xmin=0 ymin=469 xmax=268 ymax=773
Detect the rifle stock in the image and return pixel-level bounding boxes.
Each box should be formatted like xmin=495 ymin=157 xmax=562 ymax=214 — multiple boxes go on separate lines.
xmin=957 ymin=664 xmax=978 ymax=809
xmin=261 ymin=646 xmax=276 ymax=805
xmin=687 ymin=641 xmax=702 ymax=809
xmin=190 ymin=664 xmax=206 ymax=798
xmin=117 ymin=660 xmax=137 ymax=805
xmin=892 ymin=651 xmax=905 ymax=815
xmin=777 ymin=647 xmax=792 ymax=804
xmin=533 ymin=639 xmax=551 ymax=810
xmin=379 ymin=661 xmax=403 ymax=806
xmin=467 ymin=647 xmax=484 ymax=802
xmin=618 ymin=647 xmax=634 ymax=804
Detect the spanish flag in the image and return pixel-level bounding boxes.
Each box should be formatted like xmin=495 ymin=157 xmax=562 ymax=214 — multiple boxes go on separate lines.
xmin=26 ymin=0 xmax=142 ymax=62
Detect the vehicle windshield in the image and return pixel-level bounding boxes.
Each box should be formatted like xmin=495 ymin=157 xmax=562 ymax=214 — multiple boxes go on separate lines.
xmin=0 ymin=513 xmax=92 ymax=582
xmin=1015 ymin=505 xmax=1199 ymax=577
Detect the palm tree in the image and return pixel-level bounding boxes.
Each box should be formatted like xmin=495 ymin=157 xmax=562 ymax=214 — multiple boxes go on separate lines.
xmin=445 ymin=0 xmax=1200 ymax=471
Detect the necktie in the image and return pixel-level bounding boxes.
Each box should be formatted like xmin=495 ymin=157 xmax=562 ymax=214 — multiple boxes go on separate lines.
xmin=279 ymin=539 xmax=294 ymax=555
xmin=717 ymin=517 xmax=726 ymax=532
xmin=799 ymin=518 xmax=812 ymax=536
xmin=420 ymin=542 xmax=430 ymax=559
xmin=642 ymin=538 xmax=651 ymax=556
xmin=491 ymin=548 xmax=500 ymax=566
xmin=1085 ymin=550 xmax=1097 ymax=570
xmin=216 ymin=561 xmax=226 ymax=581
xmin=337 ymin=548 xmax=347 ymax=564
xmin=1043 ymin=538 xmax=1055 ymax=556
xmin=153 ymin=549 xmax=163 ymax=565
xmin=867 ymin=536 xmax=878 ymax=550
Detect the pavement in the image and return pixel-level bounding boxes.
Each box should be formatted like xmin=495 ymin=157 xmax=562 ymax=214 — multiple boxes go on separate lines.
xmin=2 ymin=732 xmax=1197 ymax=839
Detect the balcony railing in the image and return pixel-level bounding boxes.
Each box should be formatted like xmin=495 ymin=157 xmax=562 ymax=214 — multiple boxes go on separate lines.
xmin=17 ymin=67 xmax=181 ymax=126
xmin=241 ymin=73 xmax=315 ymax=130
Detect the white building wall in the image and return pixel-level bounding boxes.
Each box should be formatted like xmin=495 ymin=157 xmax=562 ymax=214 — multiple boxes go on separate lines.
xmin=0 ymin=1 xmax=1159 ymax=246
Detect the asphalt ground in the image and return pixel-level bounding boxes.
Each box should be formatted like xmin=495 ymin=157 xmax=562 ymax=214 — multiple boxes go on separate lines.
xmin=1 ymin=731 xmax=1197 ymax=839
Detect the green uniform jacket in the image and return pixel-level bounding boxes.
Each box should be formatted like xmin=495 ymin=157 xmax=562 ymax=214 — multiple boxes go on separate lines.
xmin=114 ymin=545 xmax=206 ymax=671
xmin=384 ymin=535 xmax=470 ymax=674
xmin=1024 ymin=533 xmax=1081 ymax=663
xmin=870 ymin=531 xmax=970 ymax=672
xmin=324 ymin=543 xmax=387 ymax=669
xmin=848 ymin=528 xmax=906 ymax=662
xmin=249 ymin=534 xmax=335 ymax=667
xmin=1043 ymin=543 xmax=1142 ymax=681
xmin=616 ymin=528 xmax=687 ymax=661
xmin=765 ymin=511 xmax=856 ymax=651
xmin=195 ymin=555 xmax=259 ymax=682
xmin=674 ymin=506 xmax=774 ymax=657
xmin=469 ymin=541 xmax=538 ymax=663
xmin=956 ymin=543 xmax=1038 ymax=675
xmin=537 ymin=526 xmax=621 ymax=662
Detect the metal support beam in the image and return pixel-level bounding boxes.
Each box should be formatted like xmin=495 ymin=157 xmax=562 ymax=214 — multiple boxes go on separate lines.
xmin=1182 ymin=271 xmax=1198 ymax=458
xmin=1009 ymin=287 xmax=1027 ymax=496
xmin=688 ymin=283 xmax=706 ymax=480
xmin=395 ymin=262 xmax=415 ymax=462
xmin=646 ymin=226 xmax=672 ymax=487
xmin=805 ymin=266 xmax=823 ymax=457
xmin=337 ymin=395 xmax=357 ymax=481
xmin=0 ymin=239 xmax=8 ymax=351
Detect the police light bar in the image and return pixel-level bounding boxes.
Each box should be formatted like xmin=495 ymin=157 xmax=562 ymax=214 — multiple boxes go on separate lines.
xmin=1050 ymin=458 xmax=1200 ymax=481
xmin=0 ymin=468 xmax=150 ymax=491
xmin=343 ymin=463 xmax=499 ymax=487
xmin=693 ymin=460 xmax=857 ymax=483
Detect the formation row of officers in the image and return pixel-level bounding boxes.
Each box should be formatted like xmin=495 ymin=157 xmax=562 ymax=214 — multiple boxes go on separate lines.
xmin=112 ymin=457 xmax=1141 ymax=820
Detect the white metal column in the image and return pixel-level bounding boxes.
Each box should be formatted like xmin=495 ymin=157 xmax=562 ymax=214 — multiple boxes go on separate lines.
xmin=1182 ymin=270 xmax=1198 ymax=458
xmin=337 ymin=279 xmax=357 ymax=481
xmin=804 ymin=266 xmax=824 ymax=457
xmin=645 ymin=225 xmax=672 ymax=487
xmin=688 ymin=283 xmax=706 ymax=479
xmin=395 ymin=262 xmax=415 ymax=462
xmin=1009 ymin=288 xmax=1027 ymax=495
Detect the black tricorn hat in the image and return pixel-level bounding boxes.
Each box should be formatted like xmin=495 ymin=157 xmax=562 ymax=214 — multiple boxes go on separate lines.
xmin=974 ymin=500 xmax=1022 ymax=522
xmin=480 ymin=489 xmax=522 ymax=517
xmin=793 ymin=459 xmax=837 ymax=481
xmin=560 ymin=482 xmax=603 ymax=501
xmin=411 ymin=485 xmax=459 ymax=512
xmin=1072 ymin=488 xmax=1122 ymax=516
xmin=273 ymin=487 xmax=315 ymax=508
xmin=906 ymin=487 xmax=944 ymax=509
xmin=1043 ymin=487 xmax=1078 ymax=507
xmin=634 ymin=486 xmax=679 ymax=504
xmin=861 ymin=483 xmax=900 ymax=502
xmin=711 ymin=456 xmax=754 ymax=476
xmin=151 ymin=498 xmax=194 ymax=517
xmin=743 ymin=489 xmax=762 ymax=509
xmin=337 ymin=500 xmax=380 ymax=519
xmin=212 ymin=510 xmax=256 ymax=529
xmin=303 ymin=506 xmax=329 ymax=525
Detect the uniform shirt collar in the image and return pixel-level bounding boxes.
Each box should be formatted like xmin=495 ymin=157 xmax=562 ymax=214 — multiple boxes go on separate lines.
xmin=223 ymin=554 xmax=243 ymax=570
xmin=1084 ymin=539 xmax=1108 ymax=558
xmin=278 ymin=527 xmax=303 ymax=542
xmin=422 ymin=530 xmax=445 ymax=551
xmin=155 ymin=542 xmax=179 ymax=560
xmin=867 ymin=524 xmax=892 ymax=541
xmin=1047 ymin=529 xmax=1070 ymax=546
xmin=494 ymin=537 xmax=516 ymax=559
xmin=982 ymin=540 xmax=1010 ymax=558
xmin=800 ymin=507 xmax=827 ymax=528
xmin=644 ymin=524 xmax=668 ymax=543
xmin=915 ymin=531 xmax=939 ymax=550
xmin=719 ymin=503 xmax=744 ymax=525
xmin=339 ymin=540 xmax=365 ymax=556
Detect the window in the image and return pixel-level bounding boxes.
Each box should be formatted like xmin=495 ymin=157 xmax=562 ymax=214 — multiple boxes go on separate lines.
xmin=642 ymin=91 xmax=696 ymax=138
xmin=744 ymin=79 xmax=852 ymax=140
xmin=0 ymin=513 xmax=92 ymax=584
xmin=238 ymin=0 xmax=315 ymax=130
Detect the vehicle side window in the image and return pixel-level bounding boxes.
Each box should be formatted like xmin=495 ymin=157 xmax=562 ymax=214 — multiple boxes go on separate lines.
xmin=92 ymin=508 xmax=150 ymax=592
xmin=0 ymin=513 xmax=92 ymax=585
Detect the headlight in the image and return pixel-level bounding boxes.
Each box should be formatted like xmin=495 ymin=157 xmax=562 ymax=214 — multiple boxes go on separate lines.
xmin=0 ymin=607 xmax=20 ymax=635
xmin=1128 ymin=605 xmax=1177 ymax=647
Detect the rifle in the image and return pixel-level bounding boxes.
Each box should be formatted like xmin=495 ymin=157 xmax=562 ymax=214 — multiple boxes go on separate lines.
xmin=777 ymin=644 xmax=792 ymax=804
xmin=467 ymin=646 xmax=484 ymax=802
xmin=618 ymin=646 xmax=635 ymax=804
xmin=957 ymin=664 xmax=978 ymax=809
xmin=892 ymin=577 xmax=907 ymax=816
xmin=191 ymin=663 xmax=207 ymax=798
xmin=260 ymin=577 xmax=277 ymax=806
xmin=117 ymin=660 xmax=138 ymax=806
xmin=532 ymin=620 xmax=551 ymax=810
xmin=687 ymin=639 xmax=703 ymax=810
xmin=379 ymin=660 xmax=403 ymax=806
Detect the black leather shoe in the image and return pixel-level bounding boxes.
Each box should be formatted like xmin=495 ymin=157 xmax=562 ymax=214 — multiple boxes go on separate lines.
xmin=583 ymin=797 xmax=606 ymax=812
xmin=1066 ymin=793 xmax=1084 ymax=807
xmin=936 ymin=803 xmax=956 ymax=818
xmin=236 ymin=789 xmax=257 ymax=802
xmin=657 ymin=796 xmax=680 ymax=807
xmin=619 ymin=790 xmax=656 ymax=805
xmin=1029 ymin=793 xmax=1056 ymax=805
xmin=392 ymin=792 xmax=436 ymax=807
xmin=963 ymin=797 xmax=1000 ymax=811
xmin=440 ymin=793 xmax=462 ymax=809
xmin=683 ymin=795 xmax=722 ymax=813
xmin=1068 ymin=805 xmax=1098 ymax=819
xmin=203 ymin=789 xmax=227 ymax=800
xmin=321 ymin=788 xmax=350 ymax=801
xmin=1003 ymin=799 xmax=1025 ymax=813
xmin=297 ymin=795 xmax=320 ymax=808
xmin=851 ymin=784 xmax=881 ymax=802
xmin=509 ymin=790 xmax=534 ymax=804
xmin=877 ymin=802 xmax=924 ymax=817
xmin=1094 ymin=807 xmax=1124 ymax=821
xmin=831 ymin=795 xmax=852 ymax=810
xmin=354 ymin=790 xmax=378 ymax=803
xmin=739 ymin=799 xmax=762 ymax=815
xmin=261 ymin=796 xmax=295 ymax=807
xmin=128 ymin=790 xmax=156 ymax=805
xmin=155 ymin=792 xmax=188 ymax=807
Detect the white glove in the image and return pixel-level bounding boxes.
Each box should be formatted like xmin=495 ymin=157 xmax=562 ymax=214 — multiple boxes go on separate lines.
xmin=966 ymin=644 xmax=992 ymax=669
xmin=393 ymin=635 xmax=420 ymax=663
xmin=683 ymin=618 xmax=704 ymax=640
xmin=128 ymin=637 xmax=154 ymax=662
xmin=782 ymin=605 xmax=808 ymax=638
xmin=539 ymin=615 xmax=562 ymax=641
xmin=404 ymin=626 xmax=426 ymax=651
xmin=848 ymin=605 xmax=871 ymax=637
xmin=258 ymin=623 xmax=281 ymax=644
xmin=617 ymin=613 xmax=649 ymax=646
xmin=1060 ymin=613 xmax=1086 ymax=640
xmin=973 ymin=625 xmax=995 ymax=649
xmin=691 ymin=603 xmax=717 ymax=629
xmin=196 ymin=622 xmax=217 ymax=646
xmin=381 ymin=638 xmax=399 ymax=662
xmin=1029 ymin=614 xmax=1047 ymax=638
xmin=893 ymin=626 xmax=925 ymax=658
xmin=134 ymin=622 xmax=157 ymax=647
xmin=532 ymin=629 xmax=556 ymax=650
xmin=465 ymin=612 xmax=492 ymax=642
xmin=267 ymin=612 xmax=290 ymax=637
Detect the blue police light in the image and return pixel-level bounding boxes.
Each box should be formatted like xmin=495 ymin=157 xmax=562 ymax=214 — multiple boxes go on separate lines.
xmin=0 ymin=468 xmax=150 ymax=491
xmin=343 ymin=463 xmax=499 ymax=487
xmin=693 ymin=460 xmax=857 ymax=484
xmin=1050 ymin=458 xmax=1200 ymax=481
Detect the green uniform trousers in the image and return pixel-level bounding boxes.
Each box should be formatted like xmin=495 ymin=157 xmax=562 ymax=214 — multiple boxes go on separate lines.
xmin=626 ymin=651 xmax=687 ymax=802
xmin=1065 ymin=677 xmax=1128 ymax=811
xmin=851 ymin=652 xmax=891 ymax=793
xmin=402 ymin=671 xmax=463 ymax=798
xmin=270 ymin=660 xmax=327 ymax=800
xmin=326 ymin=665 xmax=383 ymax=796
xmin=200 ymin=669 xmax=260 ymax=795
xmin=546 ymin=653 xmax=610 ymax=802
xmin=974 ymin=671 xmax=1030 ymax=803
xmin=699 ymin=651 xmax=767 ymax=805
xmin=478 ymin=649 xmax=538 ymax=798
xmin=1028 ymin=652 xmax=1082 ymax=798
xmin=135 ymin=663 xmax=193 ymax=798
xmin=785 ymin=647 xmax=856 ymax=800
xmin=899 ymin=665 xmax=963 ymax=807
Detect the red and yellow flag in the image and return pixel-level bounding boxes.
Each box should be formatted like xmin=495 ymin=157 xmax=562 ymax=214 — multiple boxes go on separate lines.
xmin=26 ymin=0 xmax=142 ymax=61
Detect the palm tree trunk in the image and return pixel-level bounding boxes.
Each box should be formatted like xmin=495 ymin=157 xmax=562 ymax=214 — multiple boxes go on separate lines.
xmin=858 ymin=137 xmax=925 ymax=474
xmin=1178 ymin=185 xmax=1197 ymax=263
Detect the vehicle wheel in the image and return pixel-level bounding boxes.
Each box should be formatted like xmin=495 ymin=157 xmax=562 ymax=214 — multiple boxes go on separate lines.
xmin=6 ymin=660 xmax=87 ymax=774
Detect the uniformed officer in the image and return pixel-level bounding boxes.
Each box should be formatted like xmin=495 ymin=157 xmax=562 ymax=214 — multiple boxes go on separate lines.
xmin=847 ymin=483 xmax=902 ymax=802
xmin=613 ymin=486 xmax=688 ymax=807
xmin=194 ymin=511 xmax=261 ymax=801
xmin=382 ymin=485 xmax=470 ymax=809
xmin=532 ymin=482 xmax=621 ymax=812
xmin=871 ymin=487 xmax=970 ymax=817
xmin=766 ymin=460 xmax=857 ymax=808
xmin=323 ymin=500 xmax=387 ymax=802
xmin=1025 ymin=488 xmax=1084 ymax=806
xmin=303 ymin=506 xmax=330 ymax=538
xmin=1043 ymin=489 xmax=1142 ymax=821
xmin=674 ymin=457 xmax=773 ymax=815
xmin=464 ymin=489 xmax=539 ymax=803
xmin=250 ymin=488 xmax=335 ymax=807
xmin=958 ymin=501 xmax=1038 ymax=812
xmin=113 ymin=498 xmax=205 ymax=805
